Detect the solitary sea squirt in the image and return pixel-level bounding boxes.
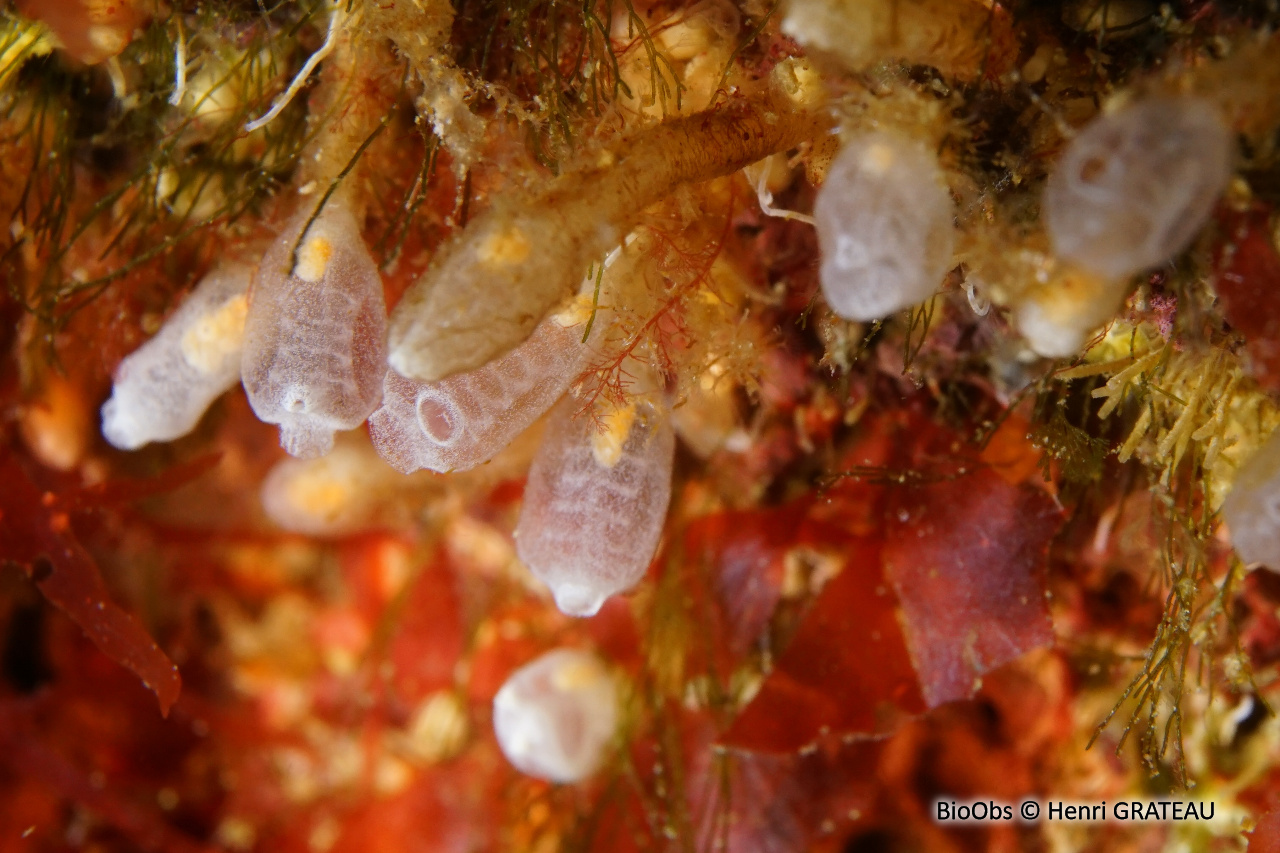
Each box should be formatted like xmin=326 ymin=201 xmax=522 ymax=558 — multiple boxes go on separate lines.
xmin=241 ymin=197 xmax=388 ymax=459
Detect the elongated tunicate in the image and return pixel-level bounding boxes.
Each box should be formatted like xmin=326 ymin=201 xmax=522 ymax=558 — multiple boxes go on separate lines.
xmin=492 ymin=648 xmax=618 ymax=783
xmin=515 ymin=397 xmax=675 ymax=617
xmin=1223 ymin=431 xmax=1280 ymax=571
xmin=1044 ymin=95 xmax=1234 ymax=281
xmin=814 ymin=129 xmax=956 ymax=321
xmin=369 ymin=303 xmax=600 ymax=474
xmin=101 ymin=264 xmax=252 ymax=450
xmin=241 ymin=199 xmax=388 ymax=459
xmin=387 ymin=88 xmax=831 ymax=383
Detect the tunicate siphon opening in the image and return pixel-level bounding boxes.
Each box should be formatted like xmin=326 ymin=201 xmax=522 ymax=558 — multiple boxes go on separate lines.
xmin=416 ymin=392 xmax=459 ymax=446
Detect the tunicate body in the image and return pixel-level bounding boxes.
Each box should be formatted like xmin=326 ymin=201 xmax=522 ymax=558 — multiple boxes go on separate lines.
xmin=1044 ymin=95 xmax=1234 ymax=281
xmin=387 ymin=91 xmax=831 ymax=383
xmin=492 ymin=648 xmax=618 ymax=783
xmin=241 ymin=199 xmax=388 ymax=459
xmin=369 ymin=304 xmax=601 ymax=474
xmin=814 ymin=129 xmax=956 ymax=321
xmin=515 ymin=397 xmax=675 ymax=617
xmin=101 ymin=263 xmax=251 ymax=450
xmin=1223 ymin=431 xmax=1280 ymax=571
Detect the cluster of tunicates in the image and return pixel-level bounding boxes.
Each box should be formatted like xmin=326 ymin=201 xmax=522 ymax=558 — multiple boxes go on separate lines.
xmin=492 ymin=648 xmax=619 ymax=783
xmin=102 ymin=208 xmax=676 ymax=619
xmin=811 ymin=94 xmax=1235 ymax=360
xmin=102 ymin=196 xmax=388 ymax=458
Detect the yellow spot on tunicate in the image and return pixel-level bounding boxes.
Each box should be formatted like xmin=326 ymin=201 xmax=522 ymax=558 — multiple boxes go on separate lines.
xmin=862 ymin=141 xmax=895 ymax=175
xmin=550 ymin=292 xmax=596 ymax=327
xmin=771 ymin=57 xmax=825 ymax=109
xmin=478 ymin=226 xmax=532 ymax=266
xmin=596 ymin=149 xmax=617 ymax=168
xmin=181 ymin=294 xmax=249 ymax=373
xmin=295 ymin=235 xmax=333 ymax=282
xmin=591 ymin=401 xmax=636 ymax=468
xmin=552 ymin=658 xmax=608 ymax=691
xmin=0 ymin=19 xmax=55 ymax=92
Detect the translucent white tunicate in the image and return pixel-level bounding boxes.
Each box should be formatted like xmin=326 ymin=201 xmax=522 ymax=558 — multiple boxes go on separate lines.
xmin=516 ymin=396 xmax=675 ymax=617
xmin=241 ymin=198 xmax=388 ymax=459
xmin=1044 ymin=95 xmax=1234 ymax=281
xmin=814 ymin=129 xmax=956 ymax=322
xmin=369 ymin=301 xmax=601 ymax=474
xmin=1223 ymin=431 xmax=1280 ymax=571
xmin=492 ymin=648 xmax=618 ymax=783
xmin=101 ymin=263 xmax=252 ymax=450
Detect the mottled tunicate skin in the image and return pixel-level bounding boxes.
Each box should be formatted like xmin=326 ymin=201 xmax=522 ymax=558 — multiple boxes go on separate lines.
xmin=101 ymin=264 xmax=251 ymax=450
xmin=241 ymin=200 xmax=388 ymax=459
xmin=814 ymin=129 xmax=956 ymax=321
xmin=492 ymin=648 xmax=618 ymax=783
xmin=515 ymin=398 xmax=675 ymax=617
xmin=1224 ymin=431 xmax=1280 ymax=571
xmin=369 ymin=318 xmax=593 ymax=473
xmin=1044 ymin=95 xmax=1234 ymax=281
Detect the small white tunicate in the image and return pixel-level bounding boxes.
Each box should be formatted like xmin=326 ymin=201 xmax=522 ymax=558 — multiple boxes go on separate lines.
xmin=1223 ymin=431 xmax=1280 ymax=571
xmin=814 ymin=129 xmax=956 ymax=322
xmin=369 ymin=297 xmax=603 ymax=474
xmin=101 ymin=263 xmax=252 ymax=450
xmin=515 ymin=396 xmax=675 ymax=618
xmin=1044 ymin=95 xmax=1234 ymax=281
xmin=492 ymin=648 xmax=618 ymax=783
xmin=241 ymin=198 xmax=388 ymax=459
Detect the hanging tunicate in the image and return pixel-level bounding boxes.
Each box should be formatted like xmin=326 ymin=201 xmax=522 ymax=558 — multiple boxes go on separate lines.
xmin=814 ymin=129 xmax=956 ymax=322
xmin=1043 ymin=95 xmax=1235 ymax=281
xmin=101 ymin=263 xmax=251 ymax=450
xmin=1223 ymin=431 xmax=1280 ymax=571
xmin=241 ymin=198 xmax=388 ymax=459
xmin=515 ymin=396 xmax=675 ymax=617
xmin=492 ymin=648 xmax=618 ymax=783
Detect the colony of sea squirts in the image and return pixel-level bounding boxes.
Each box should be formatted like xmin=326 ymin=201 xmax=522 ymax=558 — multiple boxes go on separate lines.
xmin=5 ymin=0 xmax=1280 ymax=850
